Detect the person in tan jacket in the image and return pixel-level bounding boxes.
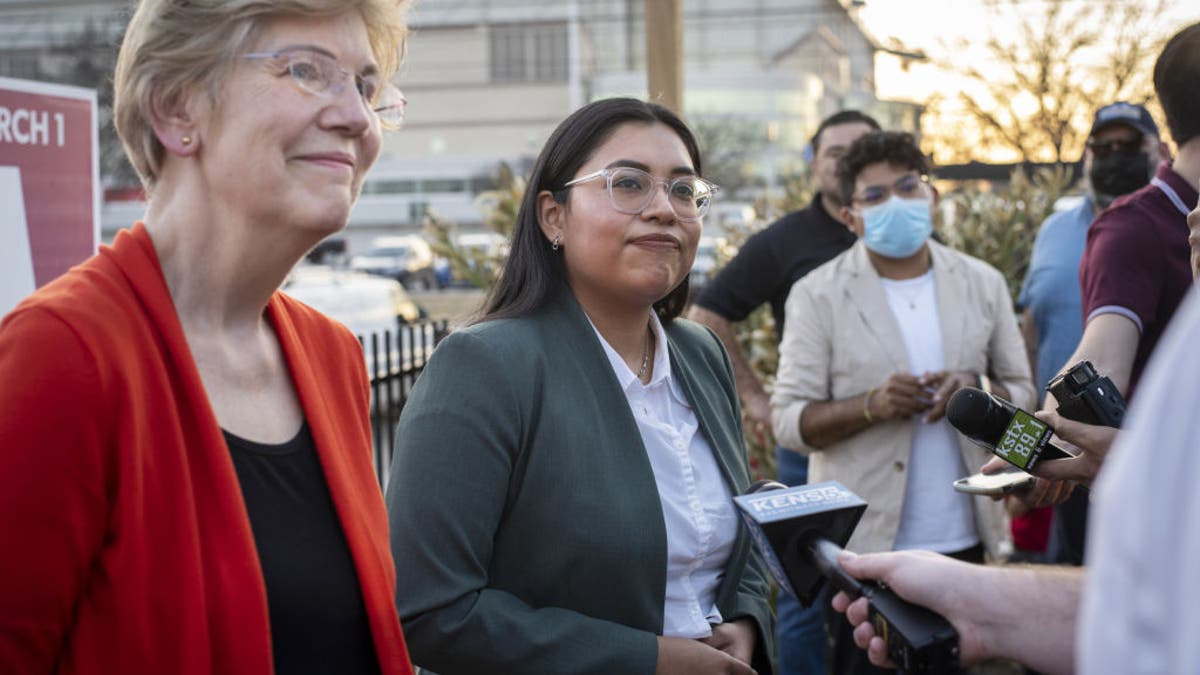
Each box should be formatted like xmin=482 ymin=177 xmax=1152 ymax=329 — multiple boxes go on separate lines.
xmin=770 ymin=130 xmax=1034 ymax=675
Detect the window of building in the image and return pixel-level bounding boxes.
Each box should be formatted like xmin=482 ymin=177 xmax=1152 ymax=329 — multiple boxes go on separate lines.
xmin=421 ymin=178 xmax=467 ymax=193
xmin=363 ymin=179 xmax=417 ymax=195
xmin=489 ymin=22 xmax=568 ymax=83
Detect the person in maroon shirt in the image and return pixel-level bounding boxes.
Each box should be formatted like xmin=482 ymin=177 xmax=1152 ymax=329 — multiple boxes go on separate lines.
xmin=1011 ymin=22 xmax=1200 ymax=508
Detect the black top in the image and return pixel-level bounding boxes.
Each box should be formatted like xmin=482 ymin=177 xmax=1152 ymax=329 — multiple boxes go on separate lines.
xmin=225 ymin=422 xmax=381 ymax=675
xmin=695 ymin=194 xmax=856 ymax=341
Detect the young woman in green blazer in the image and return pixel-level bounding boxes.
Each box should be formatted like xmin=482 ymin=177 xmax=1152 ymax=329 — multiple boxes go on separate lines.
xmin=387 ymin=97 xmax=774 ymax=675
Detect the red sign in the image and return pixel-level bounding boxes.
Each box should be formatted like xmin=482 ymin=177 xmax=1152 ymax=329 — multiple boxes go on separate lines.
xmin=0 ymin=77 xmax=99 ymax=315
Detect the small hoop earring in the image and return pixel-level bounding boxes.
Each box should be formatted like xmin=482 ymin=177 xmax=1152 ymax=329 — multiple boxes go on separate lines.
xmin=552 ymin=234 xmax=561 ymax=251
xmin=181 ymin=135 xmax=193 ymax=146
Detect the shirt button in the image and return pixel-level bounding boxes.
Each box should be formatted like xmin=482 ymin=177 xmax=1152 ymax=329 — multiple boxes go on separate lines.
xmin=893 ymin=461 xmax=905 ymax=472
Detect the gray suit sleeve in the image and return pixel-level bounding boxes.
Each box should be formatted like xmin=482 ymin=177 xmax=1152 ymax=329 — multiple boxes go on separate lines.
xmin=385 ymin=331 xmax=658 ymax=675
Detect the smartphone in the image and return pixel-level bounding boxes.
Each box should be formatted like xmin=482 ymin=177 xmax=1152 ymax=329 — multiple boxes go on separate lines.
xmin=952 ymin=469 xmax=1035 ymax=496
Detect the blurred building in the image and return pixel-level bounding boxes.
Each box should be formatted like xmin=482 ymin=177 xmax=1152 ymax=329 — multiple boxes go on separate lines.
xmin=1 ymin=0 xmax=921 ymax=250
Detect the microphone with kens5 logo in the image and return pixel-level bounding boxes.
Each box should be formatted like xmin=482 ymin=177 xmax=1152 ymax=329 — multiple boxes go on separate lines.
xmin=945 ymin=387 xmax=1073 ymax=472
xmin=734 ymin=480 xmax=960 ymax=673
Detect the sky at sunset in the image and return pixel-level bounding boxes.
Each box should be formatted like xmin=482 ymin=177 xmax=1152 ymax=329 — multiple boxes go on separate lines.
xmin=857 ymin=0 xmax=1200 ymax=103
xmin=852 ymin=0 xmax=1200 ymax=161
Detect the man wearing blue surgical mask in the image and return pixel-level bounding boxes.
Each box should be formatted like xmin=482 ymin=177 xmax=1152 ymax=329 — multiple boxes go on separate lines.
xmin=770 ymin=131 xmax=1034 ymax=675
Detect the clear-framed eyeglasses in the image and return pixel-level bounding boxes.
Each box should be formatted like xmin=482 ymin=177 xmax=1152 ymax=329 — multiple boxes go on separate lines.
xmin=240 ymin=47 xmax=407 ymax=130
xmin=561 ymin=166 xmax=718 ymax=222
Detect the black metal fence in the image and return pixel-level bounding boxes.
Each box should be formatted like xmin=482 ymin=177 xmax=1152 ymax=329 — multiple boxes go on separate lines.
xmin=360 ymin=319 xmax=450 ymax=486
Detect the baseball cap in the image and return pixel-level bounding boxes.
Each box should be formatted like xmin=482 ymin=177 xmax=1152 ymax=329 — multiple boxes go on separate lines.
xmin=1090 ymin=102 xmax=1159 ymax=138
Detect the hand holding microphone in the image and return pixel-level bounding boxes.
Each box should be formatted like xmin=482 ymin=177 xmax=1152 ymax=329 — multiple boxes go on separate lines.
xmin=830 ymin=550 xmax=992 ymax=670
xmin=947 ymin=386 xmax=1078 ymax=507
xmin=734 ymin=481 xmax=960 ymax=673
xmin=1019 ymin=410 xmax=1117 ymax=488
xmin=949 ymin=361 xmax=1125 ymax=497
xmin=978 ymin=412 xmax=1114 ymax=504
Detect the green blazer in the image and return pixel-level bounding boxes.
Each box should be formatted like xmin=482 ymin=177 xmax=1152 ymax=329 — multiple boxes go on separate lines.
xmin=386 ymin=287 xmax=774 ymax=674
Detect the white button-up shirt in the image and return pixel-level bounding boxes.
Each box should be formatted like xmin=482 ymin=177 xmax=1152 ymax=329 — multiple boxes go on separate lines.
xmin=589 ymin=312 xmax=739 ymax=638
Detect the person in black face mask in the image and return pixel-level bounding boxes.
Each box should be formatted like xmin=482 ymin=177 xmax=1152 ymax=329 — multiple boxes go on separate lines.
xmin=1086 ymin=103 xmax=1167 ymax=207
xmin=1015 ymin=101 xmax=1167 ymax=567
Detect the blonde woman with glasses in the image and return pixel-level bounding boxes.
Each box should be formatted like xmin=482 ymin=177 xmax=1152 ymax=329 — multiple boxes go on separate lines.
xmin=0 ymin=0 xmax=413 ymax=673
xmin=387 ymin=97 xmax=774 ymax=675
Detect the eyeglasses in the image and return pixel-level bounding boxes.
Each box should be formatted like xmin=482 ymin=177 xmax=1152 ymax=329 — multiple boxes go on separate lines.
xmin=240 ymin=48 xmax=406 ymax=129
xmin=561 ymin=167 xmax=717 ymax=222
xmin=1087 ymin=138 xmax=1142 ymax=159
xmin=851 ymin=173 xmax=930 ymax=208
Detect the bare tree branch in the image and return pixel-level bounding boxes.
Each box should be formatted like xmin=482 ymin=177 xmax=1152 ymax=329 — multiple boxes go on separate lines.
xmin=923 ymin=0 xmax=1170 ymax=164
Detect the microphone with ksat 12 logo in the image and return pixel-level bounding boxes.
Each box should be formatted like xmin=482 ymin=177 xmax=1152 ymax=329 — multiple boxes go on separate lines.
xmin=734 ymin=480 xmax=960 ymax=673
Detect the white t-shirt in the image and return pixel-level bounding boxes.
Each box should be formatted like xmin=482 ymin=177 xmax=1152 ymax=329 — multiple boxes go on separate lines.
xmin=881 ymin=271 xmax=978 ymax=553
xmin=589 ymin=312 xmax=738 ymax=639
xmin=1080 ymin=287 xmax=1200 ymax=673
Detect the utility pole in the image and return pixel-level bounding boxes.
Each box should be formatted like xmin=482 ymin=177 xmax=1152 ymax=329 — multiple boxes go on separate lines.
xmin=645 ymin=0 xmax=683 ymax=114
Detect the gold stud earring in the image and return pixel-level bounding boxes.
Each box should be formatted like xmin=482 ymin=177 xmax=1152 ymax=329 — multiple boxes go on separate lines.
xmin=181 ymin=135 xmax=192 ymax=146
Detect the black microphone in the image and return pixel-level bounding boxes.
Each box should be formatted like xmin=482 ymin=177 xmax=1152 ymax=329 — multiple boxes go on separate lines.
xmin=734 ymin=480 xmax=960 ymax=673
xmin=945 ymin=387 xmax=1073 ymax=472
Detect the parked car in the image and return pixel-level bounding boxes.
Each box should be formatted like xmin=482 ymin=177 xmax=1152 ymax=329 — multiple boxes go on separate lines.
xmin=283 ymin=265 xmax=423 ymax=332
xmin=350 ymin=235 xmax=440 ymax=291
xmin=283 ymin=265 xmax=432 ymax=376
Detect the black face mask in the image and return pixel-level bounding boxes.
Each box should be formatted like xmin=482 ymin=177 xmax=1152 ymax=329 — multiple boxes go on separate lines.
xmin=1089 ymin=151 xmax=1151 ymax=200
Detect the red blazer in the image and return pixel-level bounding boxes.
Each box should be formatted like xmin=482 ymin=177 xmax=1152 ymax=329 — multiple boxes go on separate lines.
xmin=0 ymin=224 xmax=412 ymax=674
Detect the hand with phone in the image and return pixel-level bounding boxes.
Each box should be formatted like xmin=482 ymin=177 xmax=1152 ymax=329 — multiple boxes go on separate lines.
xmin=953 ymin=468 xmax=1035 ymax=496
xmin=917 ymin=370 xmax=978 ymax=423
xmin=980 ymin=456 xmax=1075 ymax=508
xmin=868 ymin=373 xmax=935 ymax=421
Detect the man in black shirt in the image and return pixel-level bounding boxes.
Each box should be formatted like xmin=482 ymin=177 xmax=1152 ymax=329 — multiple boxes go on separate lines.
xmin=687 ymin=110 xmax=879 ymax=675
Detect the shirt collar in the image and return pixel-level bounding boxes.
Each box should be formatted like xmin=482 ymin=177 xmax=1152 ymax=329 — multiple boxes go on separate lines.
xmin=588 ymin=310 xmax=673 ymax=391
xmin=1158 ymin=161 xmax=1200 ymax=207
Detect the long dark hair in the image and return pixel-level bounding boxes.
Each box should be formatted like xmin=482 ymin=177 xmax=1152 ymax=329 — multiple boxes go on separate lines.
xmin=479 ymin=97 xmax=704 ymax=324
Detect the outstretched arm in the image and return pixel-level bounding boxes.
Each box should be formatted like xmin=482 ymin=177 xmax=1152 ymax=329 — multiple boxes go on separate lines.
xmin=829 ymin=550 xmax=1082 ymax=675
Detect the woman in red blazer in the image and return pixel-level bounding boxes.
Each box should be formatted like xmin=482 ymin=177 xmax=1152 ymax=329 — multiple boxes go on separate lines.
xmin=0 ymin=0 xmax=413 ymax=673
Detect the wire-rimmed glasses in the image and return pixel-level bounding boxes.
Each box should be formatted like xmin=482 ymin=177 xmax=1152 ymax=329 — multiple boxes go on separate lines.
xmin=562 ymin=166 xmax=718 ymax=222
xmin=240 ymin=47 xmax=406 ymax=129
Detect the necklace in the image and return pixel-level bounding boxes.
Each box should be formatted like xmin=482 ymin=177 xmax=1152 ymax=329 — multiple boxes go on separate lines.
xmin=894 ymin=286 xmax=921 ymax=310
xmin=886 ymin=275 xmax=928 ymax=310
xmin=637 ymin=326 xmax=652 ymax=379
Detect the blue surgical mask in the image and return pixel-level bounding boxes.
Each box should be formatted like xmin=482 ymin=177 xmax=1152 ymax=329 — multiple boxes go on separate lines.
xmin=859 ymin=195 xmax=933 ymax=258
